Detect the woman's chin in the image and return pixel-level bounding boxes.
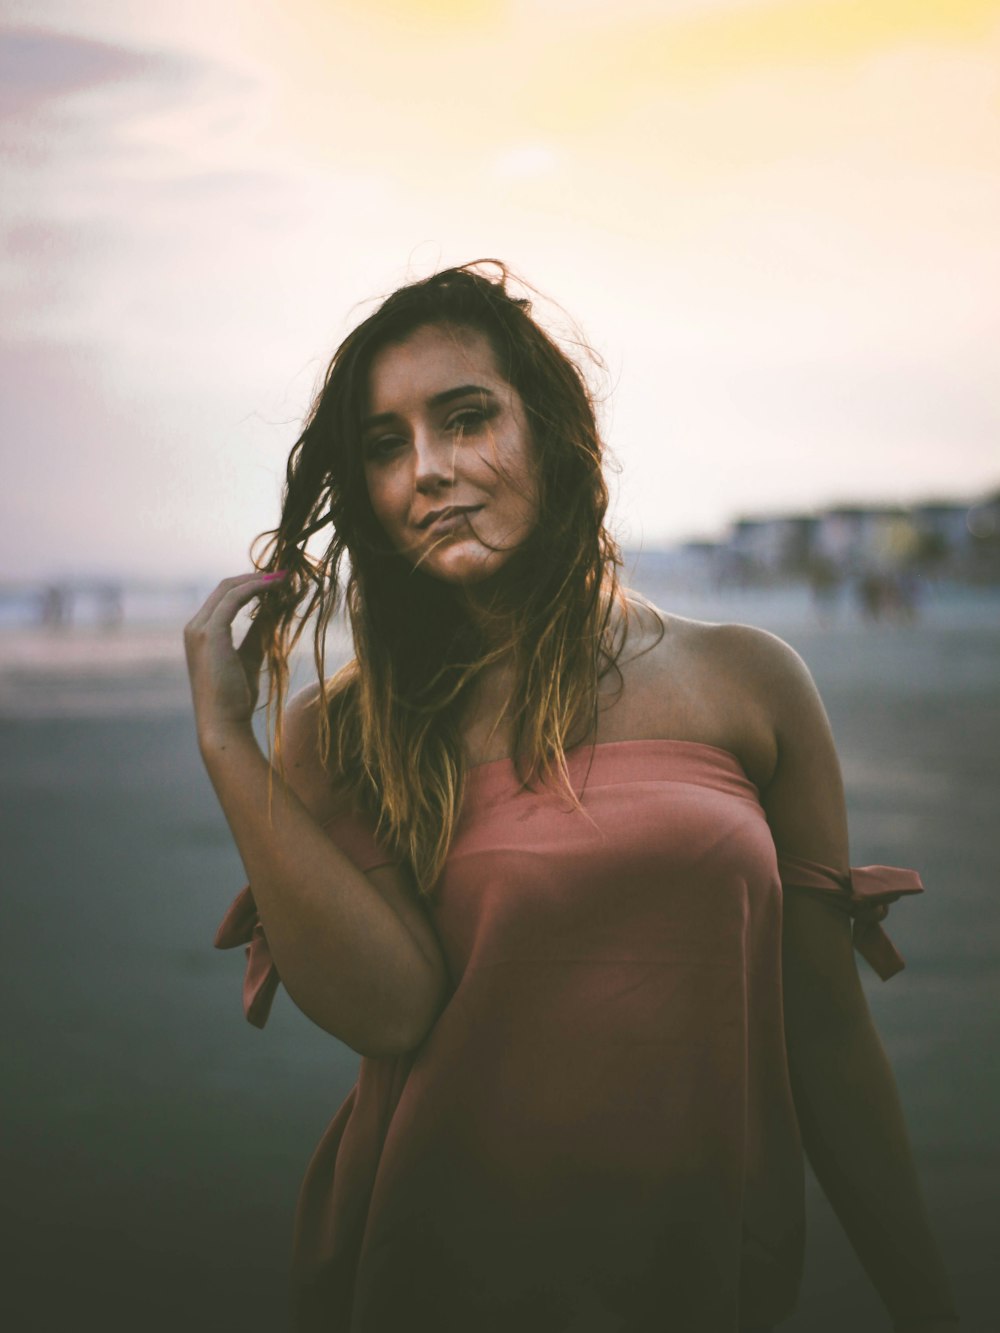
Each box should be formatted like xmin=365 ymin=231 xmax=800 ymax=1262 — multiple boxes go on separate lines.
xmin=414 ymin=542 xmax=511 ymax=586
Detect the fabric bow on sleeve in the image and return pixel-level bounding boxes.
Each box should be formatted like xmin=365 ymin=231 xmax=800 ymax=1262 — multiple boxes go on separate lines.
xmin=776 ymin=857 xmax=925 ymax=981
xmin=214 ymin=886 xmax=280 ymax=1028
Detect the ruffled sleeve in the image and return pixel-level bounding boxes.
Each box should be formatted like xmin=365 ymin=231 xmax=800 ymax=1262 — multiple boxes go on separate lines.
xmin=213 ymin=807 xmax=400 ymax=1028
xmin=776 ymin=855 xmax=925 ymax=981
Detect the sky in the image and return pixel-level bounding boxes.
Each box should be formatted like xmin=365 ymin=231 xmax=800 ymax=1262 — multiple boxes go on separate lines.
xmin=2 ymin=0 xmax=999 ymax=581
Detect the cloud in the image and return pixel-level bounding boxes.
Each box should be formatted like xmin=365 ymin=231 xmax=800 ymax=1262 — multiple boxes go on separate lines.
xmin=0 ymin=24 xmax=206 ymax=119
xmin=0 ymin=24 xmax=277 ymax=347
xmin=0 ymin=27 xmax=145 ymax=116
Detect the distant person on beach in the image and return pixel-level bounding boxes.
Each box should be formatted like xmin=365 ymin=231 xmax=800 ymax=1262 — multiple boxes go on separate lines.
xmin=184 ymin=262 xmax=959 ymax=1331
xmin=39 ymin=582 xmax=69 ymax=630
xmin=806 ymin=553 xmax=843 ymax=627
xmin=891 ymin=566 xmax=924 ymax=625
xmin=854 ymin=566 xmax=923 ymax=626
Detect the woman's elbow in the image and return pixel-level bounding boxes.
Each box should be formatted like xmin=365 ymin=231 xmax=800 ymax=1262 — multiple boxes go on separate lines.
xmin=290 ymin=962 xmax=448 ymax=1057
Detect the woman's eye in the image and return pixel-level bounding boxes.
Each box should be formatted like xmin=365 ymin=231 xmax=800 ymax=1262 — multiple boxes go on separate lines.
xmin=365 ymin=436 xmax=404 ymax=460
xmin=448 ymin=408 xmax=493 ymax=434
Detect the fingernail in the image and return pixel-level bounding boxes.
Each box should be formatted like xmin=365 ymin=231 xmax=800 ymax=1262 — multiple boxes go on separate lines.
xmin=261 ymin=570 xmax=288 ymax=582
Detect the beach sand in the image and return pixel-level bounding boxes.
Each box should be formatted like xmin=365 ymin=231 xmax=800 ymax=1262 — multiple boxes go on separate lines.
xmin=2 ymin=584 xmax=997 ymax=1330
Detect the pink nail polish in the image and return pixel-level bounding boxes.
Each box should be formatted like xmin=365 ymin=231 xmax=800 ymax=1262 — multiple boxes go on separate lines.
xmin=261 ymin=570 xmax=288 ymax=582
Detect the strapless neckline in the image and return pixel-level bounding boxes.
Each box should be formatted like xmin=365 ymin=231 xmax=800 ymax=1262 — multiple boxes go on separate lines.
xmin=466 ymin=736 xmax=745 ymax=776
xmin=463 ymin=737 xmax=757 ymax=802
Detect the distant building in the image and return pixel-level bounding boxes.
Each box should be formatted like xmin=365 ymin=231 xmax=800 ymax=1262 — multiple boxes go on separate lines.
xmin=962 ymin=490 xmax=1000 ymax=580
xmin=813 ymin=506 xmax=918 ymax=574
xmin=911 ymin=501 xmax=976 ymax=571
xmin=966 ymin=488 xmax=1000 ymax=539
xmin=727 ymin=515 xmax=817 ymax=579
xmin=630 ymin=486 xmax=1000 ymax=589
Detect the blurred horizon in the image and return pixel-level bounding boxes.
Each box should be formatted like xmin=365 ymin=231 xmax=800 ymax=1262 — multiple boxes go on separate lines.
xmin=1 ymin=482 xmax=997 ymax=591
xmin=3 ymin=0 xmax=999 ymax=580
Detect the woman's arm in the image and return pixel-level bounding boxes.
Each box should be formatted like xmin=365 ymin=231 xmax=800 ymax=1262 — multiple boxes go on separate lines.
xmin=784 ymin=1001 xmax=959 ymax=1331
xmin=185 ymin=574 xmax=448 ymax=1055
xmin=722 ymin=624 xmax=960 ymax=1329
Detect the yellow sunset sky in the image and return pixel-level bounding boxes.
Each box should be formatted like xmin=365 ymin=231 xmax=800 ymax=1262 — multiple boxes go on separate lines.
xmin=2 ymin=0 xmax=998 ymax=578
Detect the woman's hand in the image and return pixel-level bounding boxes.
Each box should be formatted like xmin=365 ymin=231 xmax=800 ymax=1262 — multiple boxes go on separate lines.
xmin=183 ymin=571 xmax=287 ymax=746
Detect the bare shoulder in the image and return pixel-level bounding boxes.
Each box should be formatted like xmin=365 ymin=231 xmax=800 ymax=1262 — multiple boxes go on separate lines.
xmin=619 ymin=595 xmax=839 ymax=789
xmin=697 ymin=619 xmax=815 ymax=696
xmin=666 ymin=613 xmax=821 ymax=730
xmin=698 ymin=621 xmax=832 ymax=746
xmin=621 ymin=593 xmax=797 ymax=670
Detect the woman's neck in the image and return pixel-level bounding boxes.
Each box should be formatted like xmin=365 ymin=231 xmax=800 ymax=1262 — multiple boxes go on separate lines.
xmin=454 ymin=581 xmax=518 ymax=655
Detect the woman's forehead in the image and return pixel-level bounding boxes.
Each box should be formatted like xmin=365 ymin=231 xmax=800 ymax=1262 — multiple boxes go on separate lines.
xmin=366 ymin=324 xmax=505 ymax=408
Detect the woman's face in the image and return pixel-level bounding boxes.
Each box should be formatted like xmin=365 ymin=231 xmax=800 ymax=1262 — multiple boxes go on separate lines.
xmin=362 ymin=323 xmax=540 ymax=586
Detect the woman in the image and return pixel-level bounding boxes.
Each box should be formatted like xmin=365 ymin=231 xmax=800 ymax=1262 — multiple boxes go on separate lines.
xmin=185 ymin=262 xmax=959 ymax=1331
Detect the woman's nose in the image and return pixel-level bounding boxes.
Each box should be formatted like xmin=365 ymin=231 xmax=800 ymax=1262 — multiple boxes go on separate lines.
xmin=412 ymin=427 xmax=456 ymax=491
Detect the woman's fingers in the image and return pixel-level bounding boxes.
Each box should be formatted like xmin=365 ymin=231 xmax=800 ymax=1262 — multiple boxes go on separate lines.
xmin=183 ymin=571 xmax=288 ymax=737
xmin=205 ymin=574 xmax=286 ymax=637
xmin=186 ymin=571 xmax=286 ymax=635
xmin=185 ymin=573 xmax=260 ymax=632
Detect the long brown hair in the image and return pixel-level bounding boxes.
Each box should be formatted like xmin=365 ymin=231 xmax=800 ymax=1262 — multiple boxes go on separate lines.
xmin=251 ymin=260 xmax=646 ymax=895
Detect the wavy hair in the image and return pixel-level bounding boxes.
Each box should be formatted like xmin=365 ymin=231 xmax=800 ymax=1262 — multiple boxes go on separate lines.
xmin=250 ymin=260 xmax=646 ymax=895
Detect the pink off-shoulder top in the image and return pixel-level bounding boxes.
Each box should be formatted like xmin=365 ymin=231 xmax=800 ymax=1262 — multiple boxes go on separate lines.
xmin=214 ymin=738 xmax=923 ymax=1332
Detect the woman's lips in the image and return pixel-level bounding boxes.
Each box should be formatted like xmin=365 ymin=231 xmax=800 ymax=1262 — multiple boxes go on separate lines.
xmin=424 ymin=506 xmax=483 ymax=533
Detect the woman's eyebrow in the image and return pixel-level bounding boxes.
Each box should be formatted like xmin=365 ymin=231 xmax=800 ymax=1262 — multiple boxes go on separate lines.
xmin=362 ymin=385 xmax=497 ymax=433
xmin=428 ymin=384 xmax=496 ymax=409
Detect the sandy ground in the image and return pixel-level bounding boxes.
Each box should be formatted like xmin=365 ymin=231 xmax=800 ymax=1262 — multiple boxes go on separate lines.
xmin=1 ymin=582 xmax=997 ymax=1331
